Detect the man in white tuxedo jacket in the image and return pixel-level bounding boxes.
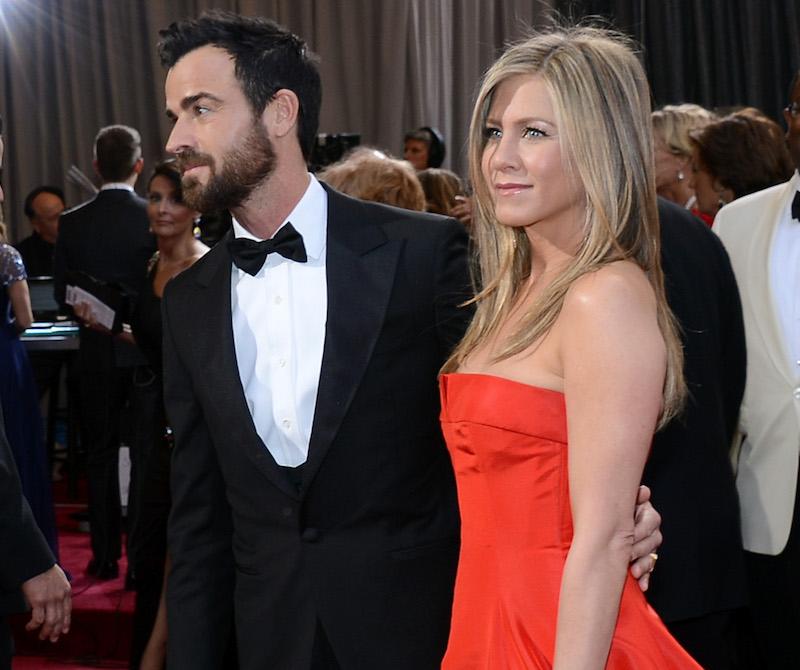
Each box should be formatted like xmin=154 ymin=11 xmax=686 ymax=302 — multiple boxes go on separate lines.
xmin=713 ymin=70 xmax=800 ymax=669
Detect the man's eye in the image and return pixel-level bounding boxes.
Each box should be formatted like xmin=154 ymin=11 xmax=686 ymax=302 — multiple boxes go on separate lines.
xmin=194 ymin=105 xmax=210 ymax=116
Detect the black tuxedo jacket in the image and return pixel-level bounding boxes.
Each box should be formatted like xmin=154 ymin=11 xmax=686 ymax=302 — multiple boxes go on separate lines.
xmin=0 ymin=404 xmax=55 ymax=616
xmin=53 ymin=188 xmax=155 ymax=369
xmin=642 ymin=198 xmax=748 ymax=622
xmin=163 ymin=187 xmax=473 ymax=670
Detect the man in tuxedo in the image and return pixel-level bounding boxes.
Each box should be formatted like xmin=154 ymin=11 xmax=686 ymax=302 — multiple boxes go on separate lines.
xmin=713 ymin=71 xmax=800 ymax=669
xmin=643 ymin=198 xmax=748 ymax=669
xmin=158 ymin=12 xmax=663 ymax=669
xmin=0 ymin=119 xmax=71 ymax=670
xmin=53 ymin=125 xmax=155 ymax=580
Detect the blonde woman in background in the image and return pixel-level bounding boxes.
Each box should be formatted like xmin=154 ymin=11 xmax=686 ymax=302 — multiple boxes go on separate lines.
xmin=439 ymin=26 xmax=701 ymax=668
xmin=651 ymin=103 xmax=716 ymax=214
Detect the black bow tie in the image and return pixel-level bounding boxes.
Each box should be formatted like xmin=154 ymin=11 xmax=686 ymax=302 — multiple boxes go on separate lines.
xmin=228 ymin=222 xmax=308 ymax=276
xmin=793 ymin=191 xmax=800 ymax=221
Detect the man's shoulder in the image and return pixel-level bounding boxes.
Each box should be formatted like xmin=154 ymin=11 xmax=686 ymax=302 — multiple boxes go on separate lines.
xmin=60 ymin=195 xmax=98 ymax=221
xmin=14 ymin=233 xmax=37 ymax=252
xmin=715 ymin=180 xmax=791 ymax=233
xmin=164 ymin=239 xmax=225 ymax=300
xmin=327 ymin=188 xmax=463 ymax=242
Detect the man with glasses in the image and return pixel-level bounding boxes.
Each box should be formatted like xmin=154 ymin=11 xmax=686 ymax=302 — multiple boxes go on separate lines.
xmin=713 ymin=72 xmax=800 ymax=669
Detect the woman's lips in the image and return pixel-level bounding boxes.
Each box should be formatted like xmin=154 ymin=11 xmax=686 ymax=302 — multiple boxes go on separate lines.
xmin=494 ymin=183 xmax=531 ymax=195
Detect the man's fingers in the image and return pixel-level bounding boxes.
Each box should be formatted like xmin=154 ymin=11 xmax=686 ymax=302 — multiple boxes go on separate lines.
xmin=45 ymin=599 xmax=64 ymax=642
xmin=25 ymin=604 xmax=44 ymax=632
xmin=62 ymin=592 xmax=72 ymax=634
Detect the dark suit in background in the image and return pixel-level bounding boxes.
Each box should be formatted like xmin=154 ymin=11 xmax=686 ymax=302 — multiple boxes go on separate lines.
xmin=643 ymin=199 xmax=748 ymax=669
xmin=163 ymin=189 xmax=472 ymax=670
xmin=15 ymin=232 xmax=54 ymax=279
xmin=53 ymin=187 xmax=155 ymax=570
xmin=0 ymin=403 xmax=56 ymax=668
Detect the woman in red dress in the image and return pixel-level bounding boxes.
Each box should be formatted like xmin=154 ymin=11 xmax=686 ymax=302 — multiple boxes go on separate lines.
xmin=440 ymin=26 xmax=701 ymax=669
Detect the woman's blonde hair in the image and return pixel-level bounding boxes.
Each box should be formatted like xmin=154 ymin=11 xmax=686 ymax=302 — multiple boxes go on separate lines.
xmin=318 ymin=148 xmax=426 ymax=211
xmin=651 ymin=103 xmax=716 ymax=158
xmin=444 ymin=24 xmax=686 ymax=426
xmin=0 ymin=221 xmax=7 ymax=244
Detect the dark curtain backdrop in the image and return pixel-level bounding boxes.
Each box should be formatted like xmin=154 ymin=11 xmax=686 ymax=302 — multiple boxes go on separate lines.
xmin=1 ymin=0 xmax=798 ymax=242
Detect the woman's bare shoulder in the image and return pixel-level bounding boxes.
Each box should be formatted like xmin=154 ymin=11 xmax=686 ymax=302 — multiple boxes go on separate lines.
xmin=562 ymin=260 xmax=655 ymax=321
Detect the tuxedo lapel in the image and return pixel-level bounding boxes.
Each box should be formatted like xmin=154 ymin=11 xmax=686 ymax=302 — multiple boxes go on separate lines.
xmin=302 ymin=189 xmax=402 ymax=490
xmin=195 ymin=232 xmax=299 ymax=499
xmin=744 ymin=181 xmax=797 ymax=385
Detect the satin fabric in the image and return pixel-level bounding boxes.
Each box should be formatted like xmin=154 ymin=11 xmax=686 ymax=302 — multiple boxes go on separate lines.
xmin=440 ymin=373 xmax=701 ymax=669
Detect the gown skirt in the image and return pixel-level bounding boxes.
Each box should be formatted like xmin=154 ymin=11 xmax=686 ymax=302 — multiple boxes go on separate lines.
xmin=439 ymin=373 xmax=700 ymax=669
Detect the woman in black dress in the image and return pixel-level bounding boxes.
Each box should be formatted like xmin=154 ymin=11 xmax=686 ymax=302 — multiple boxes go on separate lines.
xmin=129 ymin=160 xmax=208 ymax=670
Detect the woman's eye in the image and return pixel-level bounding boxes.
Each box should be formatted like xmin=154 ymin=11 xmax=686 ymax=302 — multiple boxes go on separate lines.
xmin=483 ymin=126 xmax=502 ymax=140
xmin=523 ymin=126 xmax=547 ymax=139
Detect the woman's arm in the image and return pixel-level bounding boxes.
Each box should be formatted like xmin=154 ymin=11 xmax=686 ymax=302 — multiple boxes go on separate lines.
xmin=553 ymin=263 xmax=666 ymax=670
xmin=8 ymin=279 xmax=34 ymax=331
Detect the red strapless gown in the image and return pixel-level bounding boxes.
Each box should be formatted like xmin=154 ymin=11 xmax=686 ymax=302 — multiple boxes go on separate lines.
xmin=439 ymin=373 xmax=701 ymax=669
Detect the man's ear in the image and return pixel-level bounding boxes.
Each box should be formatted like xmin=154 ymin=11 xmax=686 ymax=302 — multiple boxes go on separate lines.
xmin=133 ymin=157 xmax=144 ymax=175
xmin=265 ymin=89 xmax=300 ymax=139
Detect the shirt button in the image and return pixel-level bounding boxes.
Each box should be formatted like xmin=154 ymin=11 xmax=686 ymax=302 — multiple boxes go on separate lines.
xmin=282 ymin=419 xmax=292 ymax=430
xmin=274 ymin=295 xmax=282 ymax=304
xmin=794 ymin=388 xmax=800 ymax=400
xmin=279 ymin=358 xmax=287 ymax=368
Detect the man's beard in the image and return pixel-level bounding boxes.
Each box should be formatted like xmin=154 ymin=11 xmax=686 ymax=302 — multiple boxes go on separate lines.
xmin=177 ymin=121 xmax=276 ymax=213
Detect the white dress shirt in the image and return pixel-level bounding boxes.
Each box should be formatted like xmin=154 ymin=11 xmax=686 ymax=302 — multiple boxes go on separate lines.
xmin=231 ymin=175 xmax=327 ymax=466
xmin=769 ymin=175 xmax=800 ymax=375
xmin=100 ymin=183 xmax=135 ymax=193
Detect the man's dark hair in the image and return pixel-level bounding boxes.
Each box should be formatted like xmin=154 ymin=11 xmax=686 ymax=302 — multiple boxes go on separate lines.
xmin=24 ymin=185 xmax=66 ymax=219
xmin=148 ymin=159 xmax=184 ymax=199
xmin=158 ymin=11 xmax=322 ymax=162
xmin=94 ymin=125 xmax=142 ymax=182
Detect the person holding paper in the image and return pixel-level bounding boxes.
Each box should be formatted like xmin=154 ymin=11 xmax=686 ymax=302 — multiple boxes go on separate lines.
xmin=53 ymin=125 xmax=155 ymax=581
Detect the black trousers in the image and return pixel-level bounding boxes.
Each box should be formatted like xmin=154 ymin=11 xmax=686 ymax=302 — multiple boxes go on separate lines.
xmin=129 ymin=383 xmax=169 ymax=670
xmin=743 ymin=469 xmax=800 ymax=670
xmin=311 ymin=620 xmax=341 ymax=670
xmin=79 ymin=366 xmax=130 ymax=564
xmin=0 ymin=617 xmax=12 ymax=670
xmin=666 ymin=609 xmax=740 ymax=670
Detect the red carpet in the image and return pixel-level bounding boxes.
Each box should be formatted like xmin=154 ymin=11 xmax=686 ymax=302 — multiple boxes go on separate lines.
xmin=10 ymin=497 xmax=134 ymax=669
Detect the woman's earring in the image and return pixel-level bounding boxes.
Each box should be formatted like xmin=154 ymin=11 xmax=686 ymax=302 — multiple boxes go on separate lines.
xmin=193 ymin=216 xmax=202 ymax=239
xmin=677 ymin=171 xmax=685 ymax=182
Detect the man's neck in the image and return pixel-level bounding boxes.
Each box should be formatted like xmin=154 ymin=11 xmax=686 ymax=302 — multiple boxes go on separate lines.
xmin=232 ymin=168 xmax=311 ymax=240
xmin=102 ymin=173 xmax=138 ymax=189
